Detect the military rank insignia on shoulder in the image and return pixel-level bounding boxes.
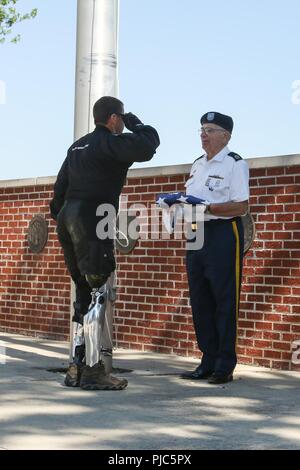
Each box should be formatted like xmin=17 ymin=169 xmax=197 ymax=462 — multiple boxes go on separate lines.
xmin=193 ymin=154 xmax=205 ymax=164
xmin=228 ymin=152 xmax=243 ymax=161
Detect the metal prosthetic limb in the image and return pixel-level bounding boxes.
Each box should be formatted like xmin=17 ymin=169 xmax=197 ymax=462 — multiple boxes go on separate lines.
xmin=79 ymin=273 xmax=128 ymax=390
xmin=70 ymin=299 xmax=89 ymax=364
xmin=65 ymin=301 xmax=87 ymax=387
xmin=100 ymin=273 xmax=116 ymax=373
xmin=84 ymin=286 xmax=108 ymax=368
xmin=72 ymin=321 xmax=85 ymax=365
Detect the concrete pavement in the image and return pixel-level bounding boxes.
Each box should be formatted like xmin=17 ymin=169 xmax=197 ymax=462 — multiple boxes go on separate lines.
xmin=0 ymin=332 xmax=299 ymax=450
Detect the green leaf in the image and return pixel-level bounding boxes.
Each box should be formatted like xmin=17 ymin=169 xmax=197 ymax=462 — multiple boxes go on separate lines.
xmin=0 ymin=0 xmax=38 ymax=44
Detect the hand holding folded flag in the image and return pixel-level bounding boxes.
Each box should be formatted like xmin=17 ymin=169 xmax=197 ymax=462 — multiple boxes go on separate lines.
xmin=156 ymin=192 xmax=209 ymax=208
xmin=155 ymin=192 xmax=210 ymax=234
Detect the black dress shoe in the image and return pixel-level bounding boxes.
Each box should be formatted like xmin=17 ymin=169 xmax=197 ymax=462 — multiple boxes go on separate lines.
xmin=181 ymin=367 xmax=214 ymax=380
xmin=208 ymin=373 xmax=233 ymax=384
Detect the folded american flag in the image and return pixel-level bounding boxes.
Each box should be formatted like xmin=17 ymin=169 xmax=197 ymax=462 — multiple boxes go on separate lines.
xmin=156 ymin=192 xmax=209 ymax=234
xmin=156 ymin=192 xmax=208 ymax=208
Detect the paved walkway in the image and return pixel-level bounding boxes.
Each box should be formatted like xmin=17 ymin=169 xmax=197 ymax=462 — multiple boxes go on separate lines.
xmin=0 ymin=332 xmax=299 ymax=450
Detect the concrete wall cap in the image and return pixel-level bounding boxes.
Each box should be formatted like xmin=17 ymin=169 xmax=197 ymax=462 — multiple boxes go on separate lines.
xmin=0 ymin=154 xmax=300 ymax=188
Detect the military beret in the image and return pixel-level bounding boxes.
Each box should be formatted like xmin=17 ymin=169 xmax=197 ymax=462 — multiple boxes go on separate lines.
xmin=201 ymin=112 xmax=234 ymax=133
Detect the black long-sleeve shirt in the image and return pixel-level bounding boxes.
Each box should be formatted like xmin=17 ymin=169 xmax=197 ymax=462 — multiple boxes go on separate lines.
xmin=50 ymin=124 xmax=160 ymax=220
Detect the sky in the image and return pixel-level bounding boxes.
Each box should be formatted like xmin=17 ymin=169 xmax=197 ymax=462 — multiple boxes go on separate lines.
xmin=0 ymin=0 xmax=300 ymax=180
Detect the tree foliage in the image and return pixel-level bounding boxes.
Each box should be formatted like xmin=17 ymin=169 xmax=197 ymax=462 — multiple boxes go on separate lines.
xmin=0 ymin=0 xmax=37 ymax=43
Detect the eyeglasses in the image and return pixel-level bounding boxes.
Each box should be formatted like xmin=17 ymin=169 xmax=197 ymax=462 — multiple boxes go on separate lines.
xmin=198 ymin=127 xmax=226 ymax=136
xmin=112 ymin=113 xmax=125 ymax=119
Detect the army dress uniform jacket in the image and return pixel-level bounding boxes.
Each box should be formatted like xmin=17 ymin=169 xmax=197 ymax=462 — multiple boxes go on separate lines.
xmin=185 ymin=145 xmax=249 ymax=220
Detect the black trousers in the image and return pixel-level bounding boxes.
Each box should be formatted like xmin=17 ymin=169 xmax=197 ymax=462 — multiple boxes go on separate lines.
xmin=56 ymin=199 xmax=115 ymax=323
xmin=186 ymin=217 xmax=244 ymax=375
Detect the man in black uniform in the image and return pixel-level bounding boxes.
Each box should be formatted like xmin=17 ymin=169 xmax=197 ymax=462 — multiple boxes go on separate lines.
xmin=181 ymin=112 xmax=249 ymax=384
xmin=50 ymin=96 xmax=160 ymax=390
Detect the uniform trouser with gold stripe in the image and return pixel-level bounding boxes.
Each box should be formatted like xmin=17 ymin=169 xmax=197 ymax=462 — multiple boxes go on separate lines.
xmin=186 ymin=217 xmax=244 ymax=375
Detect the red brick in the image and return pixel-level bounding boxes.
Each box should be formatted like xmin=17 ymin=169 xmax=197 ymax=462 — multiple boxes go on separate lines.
xmin=257 ymin=232 xmax=274 ymax=240
xmin=264 ymin=350 xmax=282 ymax=359
xmin=266 ymin=167 xmax=285 ymax=176
xmin=282 ymin=314 xmax=300 ymax=323
xmin=284 ymin=241 xmax=300 ymax=250
xmin=247 ymin=294 xmax=265 ymax=302
xmin=249 ymin=179 xmax=258 ymax=187
xmin=267 ymin=205 xmax=284 ymax=214
xmin=251 ymin=187 xmax=267 ymax=196
xmin=264 ymin=277 xmax=282 ymax=285
xmin=255 ymin=322 xmax=273 ymax=330
xmin=254 ymin=340 xmax=272 ymax=348
xmin=272 ymin=269 xmax=291 ymax=277
xmin=169 ymin=175 xmax=185 ymax=183
xmin=277 ymin=195 xmax=295 ymax=204
xmin=274 ymin=304 xmax=292 ymax=313
xmin=265 ymin=223 xmax=284 ymax=231
xmin=282 ymin=259 xmax=300 ymax=268
xmin=273 ymin=323 xmax=291 ymax=332
xmin=265 ymin=186 xmax=284 ymax=195
xmin=275 ymin=214 xmax=294 ymax=222
xmin=285 ymin=165 xmax=300 ymax=174
xmin=257 ymin=214 xmax=274 ymax=222
xmin=276 ymin=176 xmax=295 ymax=185
xmin=238 ymin=320 xmax=255 ymax=329
xmin=266 ymin=241 xmax=284 ymax=250
xmin=243 ymin=330 xmax=262 ymax=339
xmin=258 ymin=196 xmax=276 ymax=204
xmin=285 ymin=185 xmax=300 ymax=194
xmin=255 ymin=250 xmax=272 ymax=259
xmin=274 ymin=232 xmax=292 ymax=241
xmin=272 ymin=250 xmax=290 ymax=259
xmin=251 ymin=169 xmax=267 ymax=177
xmin=246 ymin=311 xmax=263 ymax=320
xmin=255 ymin=286 xmax=273 ymax=294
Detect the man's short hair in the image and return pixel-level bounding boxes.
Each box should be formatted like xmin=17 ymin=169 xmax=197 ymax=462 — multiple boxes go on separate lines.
xmin=93 ymin=96 xmax=124 ymax=124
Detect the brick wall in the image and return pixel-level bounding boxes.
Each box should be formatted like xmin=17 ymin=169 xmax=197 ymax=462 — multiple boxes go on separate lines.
xmin=0 ymin=155 xmax=300 ymax=370
xmin=0 ymin=182 xmax=70 ymax=340
xmin=240 ymin=164 xmax=300 ymax=370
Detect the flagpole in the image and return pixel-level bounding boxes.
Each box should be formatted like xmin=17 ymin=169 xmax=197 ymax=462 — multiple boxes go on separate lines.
xmin=74 ymin=0 xmax=119 ymax=139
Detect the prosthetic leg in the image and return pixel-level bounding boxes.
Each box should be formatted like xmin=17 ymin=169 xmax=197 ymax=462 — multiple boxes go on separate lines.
xmin=64 ymin=301 xmax=87 ymax=387
xmin=84 ymin=286 xmax=107 ymax=368
xmin=65 ymin=274 xmax=127 ymax=391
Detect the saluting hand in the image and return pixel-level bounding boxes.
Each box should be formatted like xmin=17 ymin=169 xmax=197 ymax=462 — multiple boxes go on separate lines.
xmin=121 ymin=112 xmax=143 ymax=132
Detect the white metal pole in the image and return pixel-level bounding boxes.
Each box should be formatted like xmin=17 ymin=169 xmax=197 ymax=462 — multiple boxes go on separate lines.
xmin=74 ymin=0 xmax=119 ymax=139
xmin=70 ymin=0 xmax=119 ymax=372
